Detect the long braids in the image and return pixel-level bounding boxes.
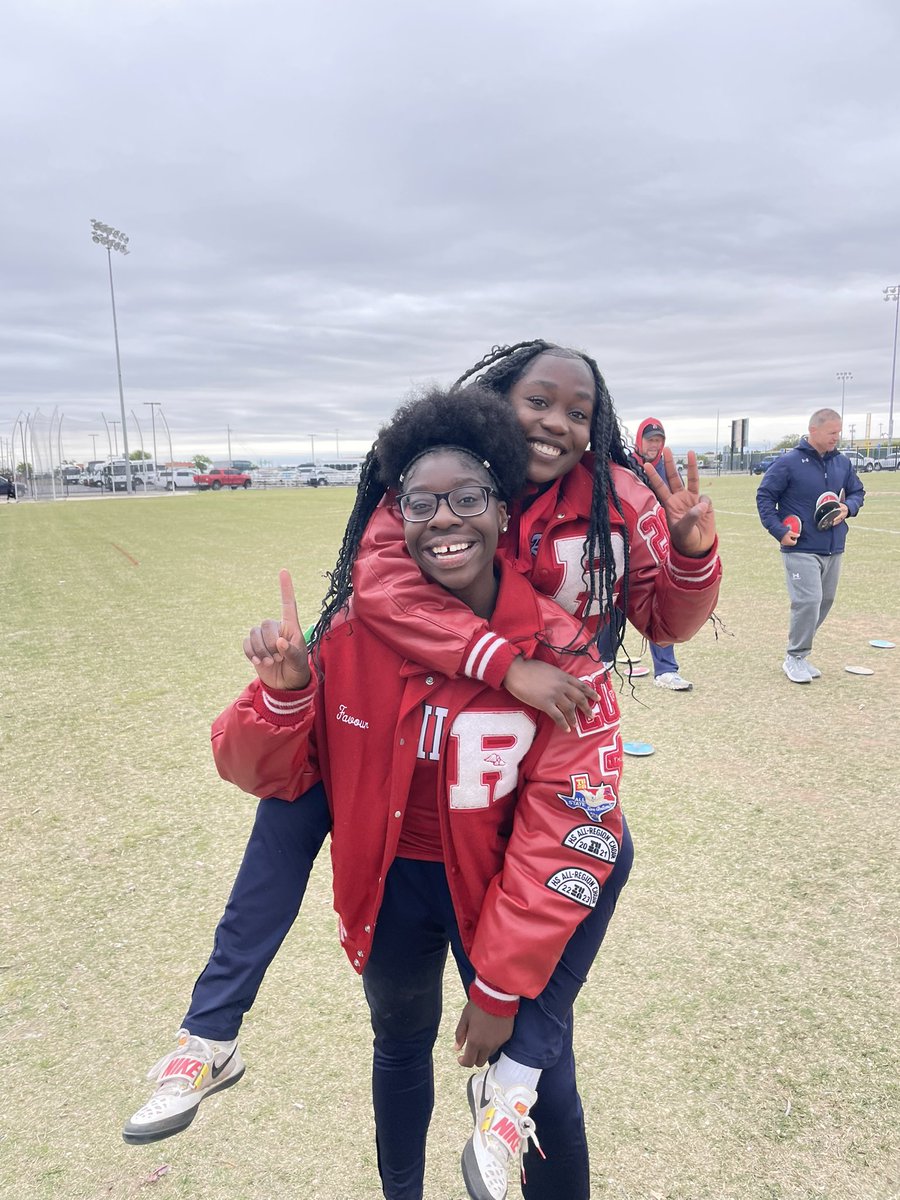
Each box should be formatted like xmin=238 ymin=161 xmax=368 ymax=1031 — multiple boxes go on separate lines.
xmin=454 ymin=340 xmax=639 ymax=661
xmin=308 ymin=447 xmax=386 ymax=652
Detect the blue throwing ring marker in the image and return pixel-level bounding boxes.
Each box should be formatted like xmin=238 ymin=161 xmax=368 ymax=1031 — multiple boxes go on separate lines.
xmin=623 ymin=741 xmax=655 ymax=757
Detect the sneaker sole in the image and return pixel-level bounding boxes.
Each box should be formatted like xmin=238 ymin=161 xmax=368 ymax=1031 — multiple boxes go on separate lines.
xmin=462 ymin=1138 xmax=502 ymax=1200
xmin=461 ymin=1074 xmax=506 ymax=1200
xmin=122 ymin=1066 xmax=245 ymax=1145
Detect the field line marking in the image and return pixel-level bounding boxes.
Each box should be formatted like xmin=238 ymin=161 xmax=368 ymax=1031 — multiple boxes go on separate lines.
xmin=111 ymin=543 xmax=140 ymax=565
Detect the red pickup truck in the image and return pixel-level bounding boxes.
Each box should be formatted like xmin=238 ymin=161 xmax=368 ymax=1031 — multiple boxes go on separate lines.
xmin=193 ymin=468 xmax=252 ymax=491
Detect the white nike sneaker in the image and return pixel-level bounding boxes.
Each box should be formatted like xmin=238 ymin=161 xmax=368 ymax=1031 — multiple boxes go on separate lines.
xmin=461 ymin=1063 xmax=541 ymax=1200
xmin=122 ymin=1029 xmax=245 ymax=1144
xmin=654 ymin=671 xmax=693 ymax=691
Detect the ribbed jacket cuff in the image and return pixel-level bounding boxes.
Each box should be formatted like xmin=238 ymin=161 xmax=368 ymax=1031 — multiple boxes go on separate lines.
xmin=462 ymin=634 xmax=517 ymax=690
xmin=469 ymin=977 xmax=520 ymax=1018
xmin=253 ymin=681 xmax=316 ymax=726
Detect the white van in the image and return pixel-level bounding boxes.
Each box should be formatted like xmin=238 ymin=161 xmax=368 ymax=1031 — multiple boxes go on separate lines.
xmin=101 ymin=460 xmax=160 ymax=490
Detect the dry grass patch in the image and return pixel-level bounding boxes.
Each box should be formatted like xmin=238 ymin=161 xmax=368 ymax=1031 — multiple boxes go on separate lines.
xmin=1 ymin=477 xmax=898 ymax=1199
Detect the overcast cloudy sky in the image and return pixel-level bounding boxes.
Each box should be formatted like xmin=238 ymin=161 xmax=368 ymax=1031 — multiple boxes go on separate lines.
xmin=2 ymin=0 xmax=899 ymax=464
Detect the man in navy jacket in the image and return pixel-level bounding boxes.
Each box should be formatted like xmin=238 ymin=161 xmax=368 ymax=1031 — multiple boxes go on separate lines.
xmin=756 ymin=409 xmax=865 ymax=683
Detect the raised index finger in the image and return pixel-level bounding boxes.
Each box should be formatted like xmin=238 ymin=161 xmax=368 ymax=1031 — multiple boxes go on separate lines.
xmin=685 ymin=449 xmax=700 ymax=494
xmin=279 ymin=568 xmax=300 ymax=633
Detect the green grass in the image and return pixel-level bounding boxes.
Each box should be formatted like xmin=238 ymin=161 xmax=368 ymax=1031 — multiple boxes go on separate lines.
xmin=1 ymin=479 xmax=898 ymax=1200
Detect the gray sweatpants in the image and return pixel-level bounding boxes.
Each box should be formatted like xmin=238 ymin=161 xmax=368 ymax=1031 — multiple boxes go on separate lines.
xmin=782 ymin=552 xmax=843 ymax=658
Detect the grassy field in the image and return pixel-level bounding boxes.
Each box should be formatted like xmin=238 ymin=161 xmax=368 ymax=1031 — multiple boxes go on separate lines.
xmin=2 ymin=477 xmax=898 ymax=1200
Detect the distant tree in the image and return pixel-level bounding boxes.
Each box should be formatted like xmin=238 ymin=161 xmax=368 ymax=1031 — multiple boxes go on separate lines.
xmin=772 ymin=434 xmax=803 ymax=451
xmin=17 ymin=461 xmax=33 ymax=476
xmin=129 ymin=449 xmax=151 ymax=460
xmin=193 ymin=454 xmax=212 ymax=471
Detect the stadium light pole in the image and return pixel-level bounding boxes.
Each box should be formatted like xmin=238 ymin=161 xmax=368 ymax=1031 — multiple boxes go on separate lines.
xmin=884 ymin=285 xmax=899 ymax=448
xmin=156 ymin=405 xmax=176 ymax=494
xmin=90 ymin=433 xmax=99 ymax=460
xmin=109 ymin=419 xmax=120 ymax=457
xmin=91 ymin=219 xmax=133 ymax=493
xmin=143 ymin=402 xmax=160 ymax=471
xmin=836 ymin=372 xmax=852 ymax=428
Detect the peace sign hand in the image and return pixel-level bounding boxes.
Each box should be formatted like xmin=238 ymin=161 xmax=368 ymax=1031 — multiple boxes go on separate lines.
xmin=243 ymin=569 xmax=311 ymax=691
xmin=644 ymin=448 xmax=717 ymax=557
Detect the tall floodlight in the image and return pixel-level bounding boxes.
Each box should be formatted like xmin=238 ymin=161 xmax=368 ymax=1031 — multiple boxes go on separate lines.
xmin=91 ymin=219 xmax=133 ymax=493
xmin=155 ymin=405 xmax=176 ymax=494
xmin=143 ymin=402 xmax=160 ymax=472
xmin=836 ymin=372 xmax=852 ymax=426
xmin=884 ymin=286 xmax=899 ymax=448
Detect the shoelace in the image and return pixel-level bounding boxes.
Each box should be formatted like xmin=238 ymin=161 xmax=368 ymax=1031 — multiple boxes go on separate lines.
xmin=484 ymin=1085 xmax=545 ymax=1180
xmin=515 ymin=1115 xmax=545 ymax=1186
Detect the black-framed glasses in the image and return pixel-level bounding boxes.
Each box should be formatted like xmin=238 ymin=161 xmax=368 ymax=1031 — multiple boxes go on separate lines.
xmin=396 ymin=486 xmax=496 ymax=523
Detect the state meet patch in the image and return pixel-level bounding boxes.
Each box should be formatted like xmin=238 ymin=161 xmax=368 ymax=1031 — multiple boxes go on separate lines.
xmin=562 ymin=825 xmax=620 ymax=863
xmin=545 ymin=867 xmax=600 ymax=908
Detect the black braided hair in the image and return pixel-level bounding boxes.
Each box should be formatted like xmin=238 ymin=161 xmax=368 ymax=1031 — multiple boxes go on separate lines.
xmin=453 ymin=340 xmax=640 ymax=659
xmin=309 ymin=384 xmax=529 ymax=649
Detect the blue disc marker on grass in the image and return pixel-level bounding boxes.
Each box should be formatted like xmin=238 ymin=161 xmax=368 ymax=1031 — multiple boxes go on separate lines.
xmin=623 ymin=742 xmax=655 ymax=757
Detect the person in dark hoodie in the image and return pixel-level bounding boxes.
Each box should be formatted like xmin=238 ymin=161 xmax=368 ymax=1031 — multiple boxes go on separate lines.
xmin=632 ymin=418 xmax=695 ymax=691
xmin=755 ymin=408 xmax=865 ymax=683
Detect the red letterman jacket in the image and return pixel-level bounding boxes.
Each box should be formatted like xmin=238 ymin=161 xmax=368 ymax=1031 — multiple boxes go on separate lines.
xmin=351 ymin=455 xmax=722 ymax=689
xmin=211 ymin=562 xmax=625 ymax=1010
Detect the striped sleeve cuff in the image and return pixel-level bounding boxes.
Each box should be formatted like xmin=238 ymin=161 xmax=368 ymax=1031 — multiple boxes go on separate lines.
xmin=252 ymin=681 xmax=316 ymax=727
xmin=665 ymin=537 xmax=721 ymax=589
xmin=469 ymin=976 xmax=520 ymax=1018
xmin=462 ymin=633 xmax=517 ymax=689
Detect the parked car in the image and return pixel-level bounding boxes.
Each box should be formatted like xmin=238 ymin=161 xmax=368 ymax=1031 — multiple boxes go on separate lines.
xmin=193 ymin=467 xmax=252 ymax=490
xmin=296 ymin=460 xmax=362 ymax=486
xmin=160 ymin=468 xmax=198 ymax=490
xmin=872 ymin=451 xmax=900 ymax=471
xmin=753 ymin=455 xmax=780 ymax=475
xmin=844 ymin=450 xmax=875 ymax=473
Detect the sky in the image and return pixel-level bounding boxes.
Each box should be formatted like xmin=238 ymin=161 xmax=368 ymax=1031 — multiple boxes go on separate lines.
xmin=2 ymin=0 xmax=899 ymax=467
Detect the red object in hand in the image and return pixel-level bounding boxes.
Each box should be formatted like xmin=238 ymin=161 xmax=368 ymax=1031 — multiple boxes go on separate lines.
xmin=783 ymin=514 xmax=802 ymax=536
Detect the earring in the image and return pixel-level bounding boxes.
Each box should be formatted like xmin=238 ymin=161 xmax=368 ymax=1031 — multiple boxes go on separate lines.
xmin=501 ymin=521 xmax=509 ymax=533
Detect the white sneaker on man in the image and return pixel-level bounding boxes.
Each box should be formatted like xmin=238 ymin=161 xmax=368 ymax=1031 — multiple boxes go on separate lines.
xmin=461 ymin=1063 xmax=541 ymax=1200
xmin=782 ymin=656 xmax=812 ymax=684
xmin=806 ymin=661 xmax=822 ymax=678
xmin=122 ymin=1029 xmax=245 ymax=1144
xmin=654 ymin=672 xmax=693 ymax=691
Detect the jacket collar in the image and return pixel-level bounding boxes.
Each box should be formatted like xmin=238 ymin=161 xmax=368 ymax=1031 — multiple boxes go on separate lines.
xmin=797 ymin=437 xmax=838 ymax=462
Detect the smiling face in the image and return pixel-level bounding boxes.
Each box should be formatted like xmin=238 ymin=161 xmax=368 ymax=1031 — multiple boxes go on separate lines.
xmin=507 ymin=353 xmax=596 ymax=485
xmin=401 ymin=450 xmax=508 ymax=618
xmin=640 ymin=433 xmax=665 ymax=461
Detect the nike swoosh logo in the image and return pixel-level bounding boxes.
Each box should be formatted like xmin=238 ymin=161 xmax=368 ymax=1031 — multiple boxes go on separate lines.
xmin=211 ymin=1048 xmax=236 ymax=1079
xmin=477 ymin=1073 xmax=492 ymax=1110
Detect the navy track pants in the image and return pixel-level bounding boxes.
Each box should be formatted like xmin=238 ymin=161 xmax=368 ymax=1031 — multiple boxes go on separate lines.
xmin=182 ymin=786 xmax=331 ymax=1040
xmin=363 ymin=822 xmax=633 ymax=1200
